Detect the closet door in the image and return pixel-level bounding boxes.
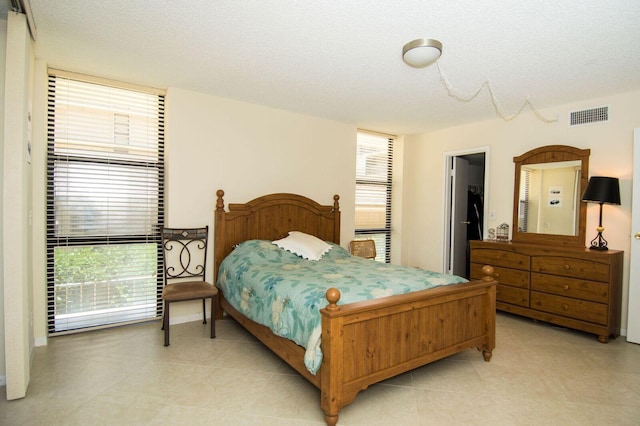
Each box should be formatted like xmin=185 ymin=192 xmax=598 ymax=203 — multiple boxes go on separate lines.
xmin=451 ymin=157 xmax=469 ymax=277
xmin=627 ymin=129 xmax=640 ymax=344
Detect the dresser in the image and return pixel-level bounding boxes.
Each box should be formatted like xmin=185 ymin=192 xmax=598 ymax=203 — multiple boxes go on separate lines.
xmin=470 ymin=240 xmax=623 ymax=342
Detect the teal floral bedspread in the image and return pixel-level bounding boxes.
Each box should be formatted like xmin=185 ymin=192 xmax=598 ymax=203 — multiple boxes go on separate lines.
xmin=216 ymin=240 xmax=467 ymax=375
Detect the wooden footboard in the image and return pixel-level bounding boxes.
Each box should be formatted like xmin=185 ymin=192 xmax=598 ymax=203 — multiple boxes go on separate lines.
xmin=320 ymin=268 xmax=496 ymax=425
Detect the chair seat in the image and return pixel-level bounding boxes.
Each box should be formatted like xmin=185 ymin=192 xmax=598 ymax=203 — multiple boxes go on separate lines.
xmin=161 ymin=281 xmax=218 ymax=302
xmin=349 ymin=239 xmax=376 ymax=259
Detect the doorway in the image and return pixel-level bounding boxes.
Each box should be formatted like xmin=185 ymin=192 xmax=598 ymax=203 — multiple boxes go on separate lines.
xmin=443 ymin=148 xmax=489 ymax=278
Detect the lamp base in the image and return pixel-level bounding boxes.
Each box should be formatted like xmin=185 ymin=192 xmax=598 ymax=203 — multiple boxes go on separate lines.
xmin=588 ymin=232 xmax=609 ymax=251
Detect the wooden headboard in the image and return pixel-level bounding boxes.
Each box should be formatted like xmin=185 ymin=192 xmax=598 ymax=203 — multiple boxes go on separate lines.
xmin=213 ymin=190 xmax=341 ymax=283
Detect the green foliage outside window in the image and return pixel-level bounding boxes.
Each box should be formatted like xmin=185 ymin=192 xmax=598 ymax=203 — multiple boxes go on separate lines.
xmin=54 ymin=244 xmax=158 ymax=315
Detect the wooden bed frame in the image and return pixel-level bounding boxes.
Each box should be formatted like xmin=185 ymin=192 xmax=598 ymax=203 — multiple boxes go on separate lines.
xmin=213 ymin=190 xmax=497 ymax=425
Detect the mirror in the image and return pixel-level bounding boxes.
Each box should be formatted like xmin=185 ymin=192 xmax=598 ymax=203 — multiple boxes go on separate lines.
xmin=512 ymin=145 xmax=590 ymax=247
xmin=517 ymin=160 xmax=582 ymax=235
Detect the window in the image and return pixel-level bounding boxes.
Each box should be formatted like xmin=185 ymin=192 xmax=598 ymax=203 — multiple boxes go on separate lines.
xmin=355 ymin=132 xmax=393 ymax=262
xmin=46 ymin=70 xmax=165 ymax=333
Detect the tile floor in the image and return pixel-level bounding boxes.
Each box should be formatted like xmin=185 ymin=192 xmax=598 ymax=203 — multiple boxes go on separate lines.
xmin=1 ymin=313 xmax=639 ymax=425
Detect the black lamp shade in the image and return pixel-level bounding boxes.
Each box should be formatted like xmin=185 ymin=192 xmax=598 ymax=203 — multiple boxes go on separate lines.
xmin=581 ymin=177 xmax=621 ymax=205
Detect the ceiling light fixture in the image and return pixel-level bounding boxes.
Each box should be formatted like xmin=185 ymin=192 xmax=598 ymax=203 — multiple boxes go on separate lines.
xmin=402 ymin=38 xmax=442 ymax=68
xmin=402 ymin=38 xmax=557 ymax=123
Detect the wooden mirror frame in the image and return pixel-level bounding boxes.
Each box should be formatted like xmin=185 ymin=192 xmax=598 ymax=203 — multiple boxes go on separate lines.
xmin=511 ymin=145 xmax=590 ymax=247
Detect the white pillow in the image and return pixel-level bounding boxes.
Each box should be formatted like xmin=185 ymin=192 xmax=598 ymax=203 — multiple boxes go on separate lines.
xmin=272 ymin=231 xmax=332 ymax=261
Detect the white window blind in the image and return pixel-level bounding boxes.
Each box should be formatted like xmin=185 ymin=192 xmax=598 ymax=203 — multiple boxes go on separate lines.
xmin=355 ymin=132 xmax=393 ymax=262
xmin=46 ymin=71 xmax=165 ymax=333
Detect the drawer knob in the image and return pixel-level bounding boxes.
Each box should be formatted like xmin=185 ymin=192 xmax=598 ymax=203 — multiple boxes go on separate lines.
xmin=563 ymin=264 xmax=570 ymax=270
xmin=563 ymin=284 xmax=569 ymax=291
xmin=562 ymin=304 xmax=569 ymax=311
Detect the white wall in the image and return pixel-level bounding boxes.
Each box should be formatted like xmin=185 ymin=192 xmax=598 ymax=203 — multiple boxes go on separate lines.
xmin=163 ymin=87 xmax=357 ymax=323
xmin=403 ymin=90 xmax=640 ymax=334
xmin=2 ymin=12 xmax=34 ymax=399
xmin=0 ymin=15 xmax=7 ymax=387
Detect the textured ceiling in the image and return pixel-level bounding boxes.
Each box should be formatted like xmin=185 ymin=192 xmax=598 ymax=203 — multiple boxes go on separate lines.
xmin=14 ymin=1 xmax=640 ymax=134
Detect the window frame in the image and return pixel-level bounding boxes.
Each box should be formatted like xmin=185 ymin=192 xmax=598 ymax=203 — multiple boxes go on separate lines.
xmin=46 ymin=70 xmax=166 ymax=334
xmin=354 ymin=131 xmax=393 ymax=263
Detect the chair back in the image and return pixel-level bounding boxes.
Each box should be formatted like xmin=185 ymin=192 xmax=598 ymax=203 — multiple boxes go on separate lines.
xmin=349 ymin=239 xmax=377 ymax=260
xmin=162 ymin=227 xmax=209 ymax=284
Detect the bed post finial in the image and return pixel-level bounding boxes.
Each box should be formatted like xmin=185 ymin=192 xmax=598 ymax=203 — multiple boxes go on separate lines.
xmin=325 ymin=287 xmax=341 ymax=312
xmin=216 ymin=190 xmax=225 ymax=211
xmin=333 ymin=194 xmax=340 ymax=212
xmin=481 ymin=265 xmax=495 ymax=282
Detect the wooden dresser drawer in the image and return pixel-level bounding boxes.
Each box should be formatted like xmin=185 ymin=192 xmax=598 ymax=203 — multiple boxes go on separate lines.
xmin=531 ymin=273 xmax=609 ymax=303
xmin=531 ymin=291 xmax=607 ymax=325
xmin=531 ymin=256 xmax=609 ymax=282
xmin=497 ymin=284 xmax=529 ymax=307
xmin=496 ymin=284 xmax=529 ymax=308
xmin=471 ymin=248 xmax=529 ymax=270
xmin=470 ymin=263 xmax=529 ymax=288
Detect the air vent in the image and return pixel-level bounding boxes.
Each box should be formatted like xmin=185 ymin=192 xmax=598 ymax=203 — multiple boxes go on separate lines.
xmin=569 ymin=106 xmax=609 ymax=126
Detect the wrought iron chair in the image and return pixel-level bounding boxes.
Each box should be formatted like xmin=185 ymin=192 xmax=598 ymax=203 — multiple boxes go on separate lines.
xmin=161 ymin=226 xmax=218 ymax=346
xmin=349 ymin=239 xmax=377 ymax=260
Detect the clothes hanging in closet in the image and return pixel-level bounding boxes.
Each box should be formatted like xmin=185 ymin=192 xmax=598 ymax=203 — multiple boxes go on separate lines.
xmin=467 ymin=189 xmax=483 ymax=241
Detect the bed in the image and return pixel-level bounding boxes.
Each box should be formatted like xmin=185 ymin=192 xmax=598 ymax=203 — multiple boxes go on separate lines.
xmin=213 ymin=190 xmax=497 ymax=425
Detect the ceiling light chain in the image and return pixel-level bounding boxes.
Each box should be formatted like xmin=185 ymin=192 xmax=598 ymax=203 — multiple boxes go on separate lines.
xmin=435 ymin=62 xmax=557 ymax=123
